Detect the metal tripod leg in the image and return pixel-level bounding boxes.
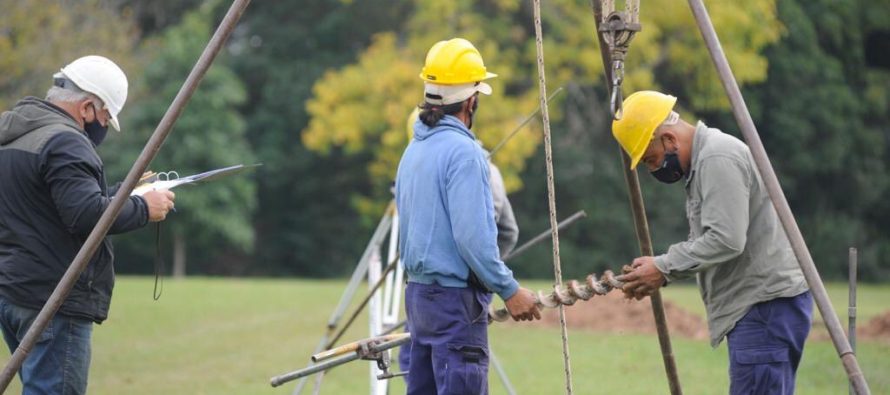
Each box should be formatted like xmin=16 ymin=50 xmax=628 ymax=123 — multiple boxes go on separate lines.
xmin=489 ymin=348 xmax=517 ymax=395
xmin=291 ymin=203 xmax=395 ymax=395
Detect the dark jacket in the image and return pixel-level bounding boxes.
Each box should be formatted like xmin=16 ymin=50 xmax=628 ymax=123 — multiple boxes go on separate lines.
xmin=0 ymin=97 xmax=149 ymax=323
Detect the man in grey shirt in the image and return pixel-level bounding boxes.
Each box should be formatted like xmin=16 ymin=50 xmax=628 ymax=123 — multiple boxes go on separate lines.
xmin=486 ymin=149 xmax=519 ymax=257
xmin=613 ymin=91 xmax=811 ymax=395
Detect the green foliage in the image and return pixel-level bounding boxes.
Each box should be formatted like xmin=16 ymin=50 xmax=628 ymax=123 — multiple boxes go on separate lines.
xmin=302 ymin=31 xmax=543 ymax=217
xmin=746 ymin=0 xmax=890 ymax=280
xmin=301 ymin=0 xmax=783 ymax=278
xmin=114 ymin=0 xmax=208 ymax=36
xmin=0 ymin=0 xmax=136 ymax=109
xmin=226 ymin=0 xmax=413 ymax=276
xmin=6 ymin=0 xmax=886 ymax=280
xmin=103 ymin=4 xmax=257 ymax=274
xmin=650 ymin=0 xmax=782 ymax=110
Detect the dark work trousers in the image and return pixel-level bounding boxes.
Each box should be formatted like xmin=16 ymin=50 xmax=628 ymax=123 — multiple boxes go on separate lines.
xmin=727 ymin=291 xmax=813 ymax=395
xmin=404 ymin=282 xmax=492 ymax=395
xmin=398 ymin=320 xmax=412 ymax=375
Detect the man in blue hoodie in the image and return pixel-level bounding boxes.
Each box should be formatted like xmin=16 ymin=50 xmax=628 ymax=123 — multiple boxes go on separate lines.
xmin=397 ymin=108 xmax=521 ymax=384
xmin=396 ymin=38 xmax=540 ymax=395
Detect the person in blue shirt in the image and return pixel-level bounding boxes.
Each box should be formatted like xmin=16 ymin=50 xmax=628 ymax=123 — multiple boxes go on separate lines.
xmin=396 ymin=38 xmax=540 ymax=395
xmin=397 ymin=108 xmax=522 ymax=386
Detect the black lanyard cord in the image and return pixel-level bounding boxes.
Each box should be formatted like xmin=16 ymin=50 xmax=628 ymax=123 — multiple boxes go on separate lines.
xmin=153 ymin=222 xmax=164 ymax=300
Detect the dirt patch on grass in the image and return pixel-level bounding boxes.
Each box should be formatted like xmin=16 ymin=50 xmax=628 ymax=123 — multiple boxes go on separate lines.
xmin=513 ymin=291 xmax=890 ymax=343
xmin=510 ymin=291 xmax=709 ymax=340
xmin=806 ymin=309 xmax=890 ymax=343
xmin=858 ymin=310 xmax=890 ymax=341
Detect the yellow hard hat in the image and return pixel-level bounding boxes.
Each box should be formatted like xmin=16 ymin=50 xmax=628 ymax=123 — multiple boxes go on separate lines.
xmin=419 ymin=38 xmax=497 ymax=85
xmin=406 ymin=107 xmax=420 ymax=139
xmin=612 ymin=91 xmax=677 ymax=169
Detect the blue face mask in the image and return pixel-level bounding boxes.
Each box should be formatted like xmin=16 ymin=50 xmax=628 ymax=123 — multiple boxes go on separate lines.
xmin=84 ymin=104 xmax=108 ymax=146
xmin=650 ymin=138 xmax=684 ymax=184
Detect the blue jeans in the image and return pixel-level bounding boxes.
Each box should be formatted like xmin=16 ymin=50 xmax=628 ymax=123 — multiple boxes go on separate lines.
xmin=0 ymin=297 xmax=92 ymax=395
xmin=405 ymin=282 xmax=492 ymax=395
xmin=727 ymin=291 xmax=812 ymax=395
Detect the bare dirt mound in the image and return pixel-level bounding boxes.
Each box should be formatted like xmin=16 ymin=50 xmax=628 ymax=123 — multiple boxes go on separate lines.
xmin=860 ymin=310 xmax=890 ymax=340
xmin=809 ymin=310 xmax=890 ymax=342
xmin=510 ymin=291 xmax=709 ymax=340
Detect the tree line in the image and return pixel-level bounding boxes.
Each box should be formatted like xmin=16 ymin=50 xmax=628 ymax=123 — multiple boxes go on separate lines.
xmin=1 ymin=0 xmax=887 ymax=280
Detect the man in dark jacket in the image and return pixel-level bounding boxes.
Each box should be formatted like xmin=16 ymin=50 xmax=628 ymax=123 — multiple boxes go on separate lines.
xmin=0 ymin=55 xmax=175 ymax=394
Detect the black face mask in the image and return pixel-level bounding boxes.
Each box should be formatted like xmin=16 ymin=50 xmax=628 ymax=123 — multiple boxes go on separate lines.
xmin=84 ymin=105 xmax=108 ymax=146
xmin=650 ymin=139 xmax=684 ymax=184
xmin=467 ymin=96 xmax=479 ymax=129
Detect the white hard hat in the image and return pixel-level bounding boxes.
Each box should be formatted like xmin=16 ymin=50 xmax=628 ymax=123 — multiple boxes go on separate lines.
xmin=60 ymin=55 xmax=128 ymax=131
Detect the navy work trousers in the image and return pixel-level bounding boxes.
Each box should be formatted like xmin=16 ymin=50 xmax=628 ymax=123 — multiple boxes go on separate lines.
xmin=727 ymin=291 xmax=813 ymax=395
xmin=404 ymin=282 xmax=492 ymax=395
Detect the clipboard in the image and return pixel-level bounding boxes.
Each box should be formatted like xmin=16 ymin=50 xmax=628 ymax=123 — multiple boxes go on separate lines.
xmin=131 ymin=163 xmax=261 ymax=196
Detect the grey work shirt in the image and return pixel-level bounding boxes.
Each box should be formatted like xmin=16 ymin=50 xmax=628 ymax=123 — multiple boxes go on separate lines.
xmin=654 ymin=122 xmax=809 ymax=347
xmin=488 ymin=161 xmax=519 ymax=257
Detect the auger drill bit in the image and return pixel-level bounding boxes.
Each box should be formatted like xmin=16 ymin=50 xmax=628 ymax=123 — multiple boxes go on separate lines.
xmin=489 ymin=271 xmax=624 ymax=322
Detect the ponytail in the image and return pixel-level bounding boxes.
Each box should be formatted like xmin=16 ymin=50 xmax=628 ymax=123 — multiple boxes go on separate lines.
xmin=418 ymin=100 xmax=463 ymax=127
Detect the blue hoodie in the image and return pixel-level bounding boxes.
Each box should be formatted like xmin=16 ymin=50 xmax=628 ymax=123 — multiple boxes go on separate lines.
xmin=395 ymin=115 xmax=519 ymax=301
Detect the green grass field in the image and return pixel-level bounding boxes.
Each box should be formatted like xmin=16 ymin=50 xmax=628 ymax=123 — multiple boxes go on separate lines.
xmin=1 ymin=277 xmax=888 ymax=394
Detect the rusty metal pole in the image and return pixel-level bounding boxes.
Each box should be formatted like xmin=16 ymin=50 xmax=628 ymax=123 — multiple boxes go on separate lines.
xmin=848 ymin=247 xmax=858 ymax=395
xmin=291 ymin=210 xmax=588 ymax=393
xmin=325 ymin=256 xmax=399 ymax=349
xmin=0 ymin=0 xmax=252 ymax=391
xmin=686 ymin=1 xmax=870 ymax=393
xmin=271 ymin=335 xmax=412 ymax=387
xmin=502 ymin=210 xmax=587 ymax=261
xmin=590 ymin=2 xmax=683 ymax=395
